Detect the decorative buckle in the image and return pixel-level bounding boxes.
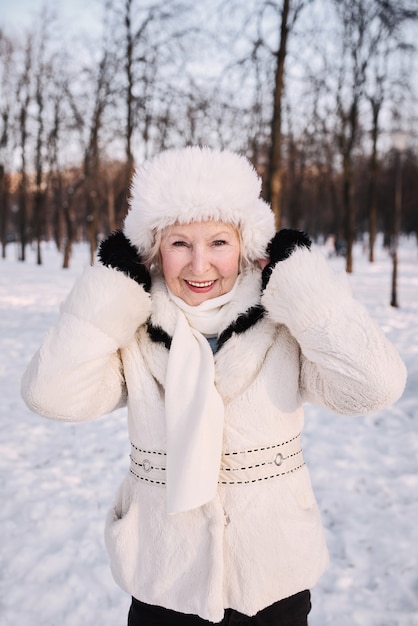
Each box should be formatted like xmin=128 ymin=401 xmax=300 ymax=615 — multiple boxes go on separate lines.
xmin=142 ymin=459 xmax=152 ymax=473
xmin=274 ymin=453 xmax=284 ymax=467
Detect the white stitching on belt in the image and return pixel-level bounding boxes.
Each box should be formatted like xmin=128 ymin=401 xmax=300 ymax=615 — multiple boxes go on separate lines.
xmin=129 ymin=434 xmax=304 ymax=486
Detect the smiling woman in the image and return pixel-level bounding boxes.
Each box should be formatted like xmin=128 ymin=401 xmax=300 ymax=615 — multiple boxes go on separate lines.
xmin=159 ymin=221 xmax=241 ymax=306
xmin=21 ymin=146 xmax=407 ymax=626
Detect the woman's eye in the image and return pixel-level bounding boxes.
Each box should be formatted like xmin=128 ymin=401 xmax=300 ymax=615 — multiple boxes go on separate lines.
xmin=213 ymin=240 xmax=227 ymax=247
xmin=172 ymin=240 xmax=188 ymax=247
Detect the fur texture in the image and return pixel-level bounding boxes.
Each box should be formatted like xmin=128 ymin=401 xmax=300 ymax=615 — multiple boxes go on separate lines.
xmin=124 ymin=146 xmax=275 ymax=261
xmin=98 ymin=230 xmax=151 ymax=291
xmin=21 ymin=247 xmax=407 ymax=621
xmin=262 ymin=228 xmax=312 ymax=289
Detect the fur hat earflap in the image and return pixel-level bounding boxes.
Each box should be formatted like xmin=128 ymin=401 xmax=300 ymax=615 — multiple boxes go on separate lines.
xmin=124 ymin=146 xmax=275 ymax=261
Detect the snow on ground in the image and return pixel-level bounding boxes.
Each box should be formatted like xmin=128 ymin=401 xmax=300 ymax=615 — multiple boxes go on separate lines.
xmin=0 ymin=237 xmax=417 ymax=626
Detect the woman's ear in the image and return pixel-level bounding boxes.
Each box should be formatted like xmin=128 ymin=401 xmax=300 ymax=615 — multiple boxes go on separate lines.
xmin=257 ymin=258 xmax=269 ymax=270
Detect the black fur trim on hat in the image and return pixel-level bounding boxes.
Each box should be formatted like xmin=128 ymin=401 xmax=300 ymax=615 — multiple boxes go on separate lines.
xmin=98 ymin=230 xmax=151 ymax=292
xmin=146 ymin=323 xmax=172 ymax=350
xmin=217 ymin=305 xmax=265 ymax=350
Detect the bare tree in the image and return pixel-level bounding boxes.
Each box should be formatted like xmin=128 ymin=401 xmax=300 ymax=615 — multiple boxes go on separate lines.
xmin=266 ymin=0 xmax=291 ymax=230
xmin=47 ymin=88 xmax=64 ymax=251
xmin=1 ymin=0 xmax=418 ymax=266
xmin=45 ymin=67 xmax=87 ymax=268
xmin=83 ymin=45 xmax=115 ymax=264
xmin=0 ymin=31 xmax=14 ymax=258
xmin=365 ymin=2 xmax=417 ymax=263
xmin=214 ymin=0 xmax=313 ymax=228
xmin=32 ymin=13 xmax=55 ymax=266
xmin=54 ymin=5 xmax=119 ymax=266
xmin=46 ymin=82 xmax=85 ymax=269
xmin=366 ymin=49 xmax=388 ymax=264
xmin=332 ymin=0 xmax=373 ymax=273
xmin=15 ymin=34 xmax=34 ymax=262
xmin=331 ymin=0 xmax=418 ymax=273
xmin=62 ymin=176 xmax=85 ymax=269
xmin=114 ymin=0 xmax=197 ymax=168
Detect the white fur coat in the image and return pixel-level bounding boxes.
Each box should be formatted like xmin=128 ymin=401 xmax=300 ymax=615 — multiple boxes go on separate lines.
xmin=21 ymin=247 xmax=406 ymax=622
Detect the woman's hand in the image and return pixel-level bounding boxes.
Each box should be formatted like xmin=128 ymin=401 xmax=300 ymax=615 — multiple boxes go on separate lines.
xmin=261 ymin=229 xmax=311 ymax=289
xmin=98 ymin=230 xmax=151 ymax=292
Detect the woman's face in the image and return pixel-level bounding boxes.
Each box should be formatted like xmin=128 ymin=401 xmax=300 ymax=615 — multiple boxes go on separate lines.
xmin=160 ymin=221 xmax=241 ymax=306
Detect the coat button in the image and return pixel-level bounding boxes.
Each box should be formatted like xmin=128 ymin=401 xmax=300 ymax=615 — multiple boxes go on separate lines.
xmin=142 ymin=459 xmax=151 ymax=473
xmin=274 ymin=453 xmax=284 ymax=467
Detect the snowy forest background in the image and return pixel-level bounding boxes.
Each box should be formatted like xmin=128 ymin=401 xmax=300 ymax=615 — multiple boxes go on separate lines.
xmin=1 ymin=1 xmax=418 ymax=625
xmin=1 ymin=0 xmax=418 ymax=272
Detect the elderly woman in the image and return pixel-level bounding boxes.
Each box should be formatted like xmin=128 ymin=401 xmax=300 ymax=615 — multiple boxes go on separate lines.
xmin=22 ymin=147 xmax=406 ymax=626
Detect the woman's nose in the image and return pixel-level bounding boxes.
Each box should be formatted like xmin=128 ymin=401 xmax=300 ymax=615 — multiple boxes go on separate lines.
xmin=190 ymin=247 xmax=210 ymax=274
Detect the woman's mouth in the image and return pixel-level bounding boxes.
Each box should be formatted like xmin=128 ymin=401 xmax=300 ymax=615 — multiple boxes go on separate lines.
xmin=185 ymin=279 xmax=216 ymax=292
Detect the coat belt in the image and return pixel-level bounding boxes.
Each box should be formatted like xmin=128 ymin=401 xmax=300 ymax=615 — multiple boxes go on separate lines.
xmin=129 ymin=433 xmax=304 ymax=486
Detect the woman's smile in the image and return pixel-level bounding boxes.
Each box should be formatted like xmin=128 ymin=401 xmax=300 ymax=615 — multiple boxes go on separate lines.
xmin=186 ymin=280 xmax=216 ymax=288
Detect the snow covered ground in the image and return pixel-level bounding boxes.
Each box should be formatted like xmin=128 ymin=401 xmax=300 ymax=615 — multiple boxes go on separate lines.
xmin=1 ymin=237 xmax=417 ymax=626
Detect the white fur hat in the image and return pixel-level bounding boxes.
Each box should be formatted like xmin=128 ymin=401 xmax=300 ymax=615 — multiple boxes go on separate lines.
xmin=124 ymin=146 xmax=275 ymax=261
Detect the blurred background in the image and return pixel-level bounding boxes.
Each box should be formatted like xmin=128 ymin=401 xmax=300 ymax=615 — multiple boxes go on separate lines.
xmin=1 ymin=0 xmax=417 ymax=273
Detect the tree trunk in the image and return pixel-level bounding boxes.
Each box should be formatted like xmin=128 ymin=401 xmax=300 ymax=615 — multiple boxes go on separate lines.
xmin=62 ymin=195 xmax=75 ymax=270
xmin=107 ymin=180 xmax=116 ymax=233
xmin=368 ymin=102 xmax=380 ymax=263
xmin=88 ymin=196 xmax=99 ymax=266
xmin=62 ymin=177 xmax=84 ymax=269
xmin=33 ymin=190 xmax=46 ymax=265
xmin=0 ymin=165 xmax=9 ymax=259
xmin=266 ymin=0 xmax=290 ymax=230
xmin=18 ymin=172 xmax=28 ymax=262
xmin=124 ymin=0 xmax=135 ymax=171
xmin=342 ymin=153 xmax=354 ymax=273
xmin=390 ymin=150 xmax=402 ymax=307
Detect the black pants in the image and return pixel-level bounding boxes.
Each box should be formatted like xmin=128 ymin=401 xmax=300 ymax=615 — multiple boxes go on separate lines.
xmin=128 ymin=590 xmax=311 ymax=625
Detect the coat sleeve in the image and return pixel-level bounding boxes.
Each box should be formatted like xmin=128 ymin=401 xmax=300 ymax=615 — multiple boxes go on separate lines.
xmin=21 ymin=263 xmax=152 ymax=422
xmin=260 ymin=246 xmax=407 ymax=415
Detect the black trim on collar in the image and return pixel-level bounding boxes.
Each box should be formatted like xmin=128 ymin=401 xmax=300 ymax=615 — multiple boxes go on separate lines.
xmin=217 ymin=304 xmax=265 ymax=350
xmin=146 ymin=305 xmax=265 ymax=352
xmin=146 ymin=323 xmax=172 ymax=350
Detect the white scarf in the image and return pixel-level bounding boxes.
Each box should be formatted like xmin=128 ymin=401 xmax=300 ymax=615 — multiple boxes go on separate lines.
xmin=165 ymin=284 xmax=237 ymax=514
